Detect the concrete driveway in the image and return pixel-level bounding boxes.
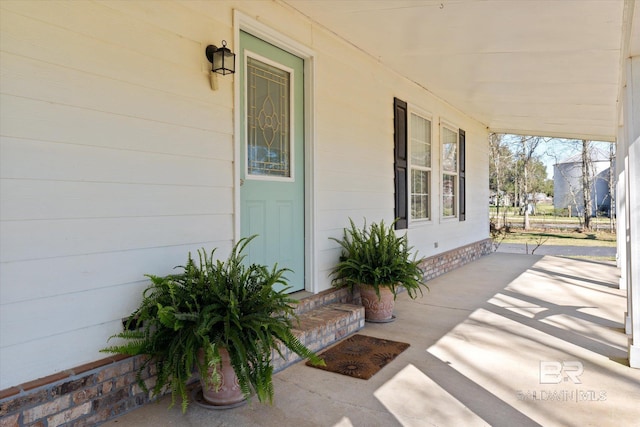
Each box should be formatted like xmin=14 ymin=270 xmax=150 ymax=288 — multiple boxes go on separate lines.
xmin=104 ymin=253 xmax=640 ymax=427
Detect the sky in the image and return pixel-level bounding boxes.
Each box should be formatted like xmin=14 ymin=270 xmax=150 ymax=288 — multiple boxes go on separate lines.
xmin=540 ymin=139 xmax=614 ymax=179
xmin=499 ymin=136 xmax=614 ymax=179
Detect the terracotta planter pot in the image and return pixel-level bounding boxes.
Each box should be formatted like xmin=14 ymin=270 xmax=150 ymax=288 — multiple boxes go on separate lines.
xmin=358 ymin=284 xmax=395 ymax=322
xmin=198 ymin=347 xmax=245 ymax=407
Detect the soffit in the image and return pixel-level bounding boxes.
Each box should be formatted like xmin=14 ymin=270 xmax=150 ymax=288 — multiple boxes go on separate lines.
xmin=283 ymin=0 xmax=627 ymax=142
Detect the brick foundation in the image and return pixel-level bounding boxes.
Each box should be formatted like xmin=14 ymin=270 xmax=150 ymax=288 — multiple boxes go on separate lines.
xmin=0 ymin=239 xmax=490 ymax=426
xmin=0 ymin=354 xmax=155 ymax=427
xmin=0 ymin=289 xmax=363 ymax=427
xmin=419 ymin=238 xmax=493 ymax=281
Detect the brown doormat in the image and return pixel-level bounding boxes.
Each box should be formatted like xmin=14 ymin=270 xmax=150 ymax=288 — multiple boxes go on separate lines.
xmin=306 ymin=334 xmax=410 ymax=380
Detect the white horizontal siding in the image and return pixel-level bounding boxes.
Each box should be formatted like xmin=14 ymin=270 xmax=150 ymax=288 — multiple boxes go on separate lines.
xmin=1 ymin=95 xmax=233 ymax=159
xmin=0 ymin=0 xmax=237 ymax=388
xmin=1 ymin=214 xmax=233 ymax=262
xmin=0 ymin=3 xmax=215 ymax=92
xmin=316 ymin=170 xmax=391 ymax=194
xmin=315 ymin=210 xmax=390 ymax=238
xmin=0 ymin=0 xmax=489 ymax=389
xmin=0 ymin=52 xmax=231 ymax=132
xmin=1 ymin=138 xmax=232 ymax=186
xmin=0 ymin=321 xmax=131 ymax=389
xmin=317 ymin=190 xmax=394 ymax=213
xmin=0 ymin=242 xmax=234 ymax=306
xmin=1 ymin=180 xmax=232 ymax=221
xmin=1 ymin=282 xmax=148 ymax=348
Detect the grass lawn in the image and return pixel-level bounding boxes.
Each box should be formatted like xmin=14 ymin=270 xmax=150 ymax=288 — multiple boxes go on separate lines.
xmin=496 ymin=229 xmax=617 ymax=247
xmin=490 ymin=204 xmax=617 ymax=261
xmin=490 ymin=204 xmax=615 ymax=227
xmin=492 ymin=228 xmax=617 ymax=262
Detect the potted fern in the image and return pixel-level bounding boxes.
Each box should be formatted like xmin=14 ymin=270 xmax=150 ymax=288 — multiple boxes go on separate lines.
xmin=102 ymin=236 xmax=323 ymax=412
xmin=330 ymin=218 xmax=427 ymax=322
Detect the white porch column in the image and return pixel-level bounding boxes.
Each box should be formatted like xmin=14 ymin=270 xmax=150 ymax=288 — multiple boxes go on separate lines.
xmin=625 ymin=55 xmax=640 ymax=368
xmin=617 ymin=117 xmax=628 ymax=293
xmin=617 ymin=105 xmax=631 ymax=341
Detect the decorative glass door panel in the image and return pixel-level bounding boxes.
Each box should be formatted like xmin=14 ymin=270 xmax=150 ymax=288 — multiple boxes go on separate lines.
xmin=247 ymin=58 xmax=291 ymax=178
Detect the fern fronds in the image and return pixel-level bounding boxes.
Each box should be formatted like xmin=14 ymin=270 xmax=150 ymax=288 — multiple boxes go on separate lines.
xmin=329 ymin=218 xmax=428 ymax=299
xmin=102 ymin=235 xmax=322 ymax=412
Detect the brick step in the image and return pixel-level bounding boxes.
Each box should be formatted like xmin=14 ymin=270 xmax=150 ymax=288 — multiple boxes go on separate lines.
xmin=290 ymin=287 xmax=355 ymax=316
xmin=273 ymin=302 xmax=365 ymax=371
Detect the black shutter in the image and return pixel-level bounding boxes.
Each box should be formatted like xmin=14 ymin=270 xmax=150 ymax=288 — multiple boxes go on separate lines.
xmin=394 ymin=98 xmax=408 ymax=229
xmin=459 ymin=129 xmax=466 ymax=221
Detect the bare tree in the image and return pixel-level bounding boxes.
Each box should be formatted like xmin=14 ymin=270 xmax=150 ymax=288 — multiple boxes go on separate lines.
xmin=581 ymin=140 xmax=593 ymax=229
xmin=510 ymin=135 xmax=546 ymax=230
xmin=608 ymin=143 xmax=616 ymax=231
xmin=549 ymin=152 xmax=585 ymax=227
xmin=547 ymin=139 xmax=615 ymax=230
xmin=489 ymin=133 xmax=512 ymax=228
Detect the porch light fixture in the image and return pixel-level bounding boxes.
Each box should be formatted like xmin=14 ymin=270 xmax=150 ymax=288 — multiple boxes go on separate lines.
xmin=205 ymin=40 xmax=235 ymax=75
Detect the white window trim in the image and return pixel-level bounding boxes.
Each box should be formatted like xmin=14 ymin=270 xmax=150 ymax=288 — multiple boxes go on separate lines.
xmin=408 ymin=108 xmax=433 ymax=225
xmin=440 ymin=121 xmax=459 ymax=220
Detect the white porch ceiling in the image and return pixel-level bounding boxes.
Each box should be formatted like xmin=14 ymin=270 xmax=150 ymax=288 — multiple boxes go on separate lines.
xmin=283 ymin=0 xmax=635 ymax=142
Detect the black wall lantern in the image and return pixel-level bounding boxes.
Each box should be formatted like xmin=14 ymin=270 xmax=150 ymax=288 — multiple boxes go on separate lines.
xmin=205 ymin=40 xmax=235 ymax=75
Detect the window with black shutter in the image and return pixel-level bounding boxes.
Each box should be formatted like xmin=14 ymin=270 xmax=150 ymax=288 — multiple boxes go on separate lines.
xmin=393 ymin=98 xmax=408 ymax=229
xmin=459 ymin=129 xmax=466 ymax=221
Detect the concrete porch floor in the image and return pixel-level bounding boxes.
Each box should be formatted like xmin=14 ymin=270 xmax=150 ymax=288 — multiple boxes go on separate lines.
xmin=104 ymin=253 xmax=640 ymax=427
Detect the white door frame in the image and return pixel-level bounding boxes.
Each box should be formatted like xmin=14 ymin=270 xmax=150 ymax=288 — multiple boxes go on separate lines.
xmin=233 ymin=10 xmax=317 ymax=293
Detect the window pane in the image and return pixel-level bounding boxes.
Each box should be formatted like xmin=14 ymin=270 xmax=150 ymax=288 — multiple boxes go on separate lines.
xmin=411 ymin=169 xmax=429 ymax=219
xmin=247 ymin=57 xmax=291 ymax=177
xmin=442 ymin=174 xmax=456 ymax=217
xmin=442 ymin=127 xmax=457 ymax=173
xmin=411 ymin=114 xmax=431 ymax=167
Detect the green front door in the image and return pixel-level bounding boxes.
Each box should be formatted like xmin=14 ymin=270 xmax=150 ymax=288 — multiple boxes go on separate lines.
xmin=240 ymin=31 xmax=305 ymax=293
